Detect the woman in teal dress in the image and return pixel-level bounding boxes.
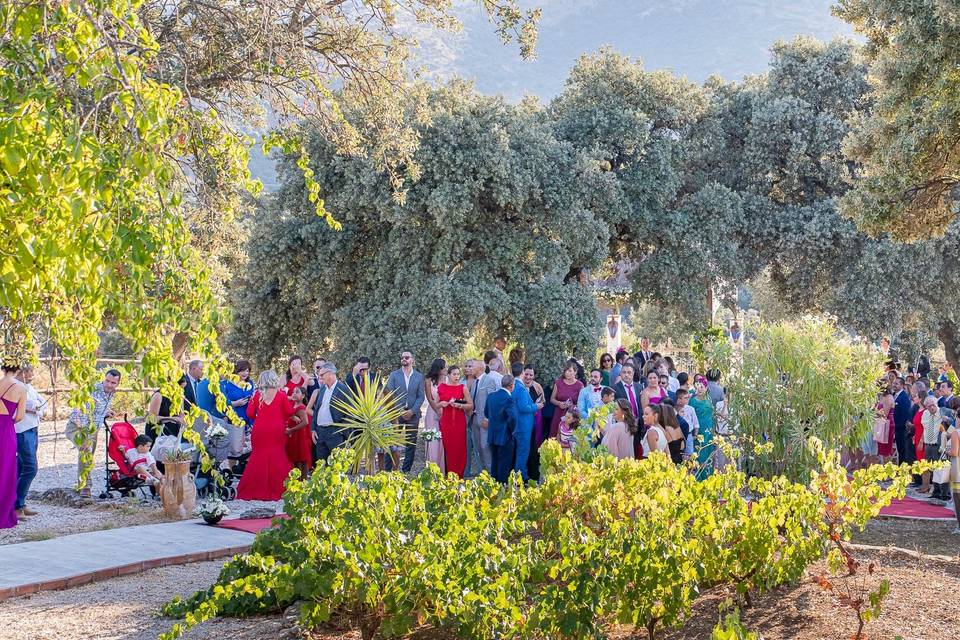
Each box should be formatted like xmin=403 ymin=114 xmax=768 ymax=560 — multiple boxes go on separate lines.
xmin=689 ymin=375 xmax=715 ymax=480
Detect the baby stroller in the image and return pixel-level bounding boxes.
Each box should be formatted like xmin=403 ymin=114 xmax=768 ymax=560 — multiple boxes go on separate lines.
xmin=98 ymin=417 xmax=151 ymax=500
xmin=197 ymin=437 xmax=252 ymax=501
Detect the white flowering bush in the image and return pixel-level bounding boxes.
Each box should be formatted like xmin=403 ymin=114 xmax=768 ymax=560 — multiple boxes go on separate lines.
xmin=195 ymin=496 xmax=230 ymax=519
xmin=729 ymin=318 xmax=883 ymax=481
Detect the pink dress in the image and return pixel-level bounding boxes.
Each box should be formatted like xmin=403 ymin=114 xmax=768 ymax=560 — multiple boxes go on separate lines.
xmin=648 ymin=387 xmax=668 ymax=405
xmin=549 ymin=379 xmax=584 ymax=439
xmin=424 ymin=383 xmax=445 ymax=474
xmin=0 ymin=397 xmax=18 ymax=528
xmin=876 ymin=401 xmax=895 ymax=457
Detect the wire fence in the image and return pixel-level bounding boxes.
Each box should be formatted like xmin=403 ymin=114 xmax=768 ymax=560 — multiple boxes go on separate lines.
xmin=32 ymin=352 xmax=154 ymax=426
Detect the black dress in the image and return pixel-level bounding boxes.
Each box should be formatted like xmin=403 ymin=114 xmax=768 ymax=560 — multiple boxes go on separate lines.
xmin=146 ymin=393 xmax=182 ymax=439
xmin=528 ymin=385 xmax=543 ymax=482
xmin=668 ymin=437 xmax=684 ymax=464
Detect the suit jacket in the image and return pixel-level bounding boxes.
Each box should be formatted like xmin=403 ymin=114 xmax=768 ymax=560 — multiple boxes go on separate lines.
xmin=512 ymin=383 xmax=536 ymax=433
xmin=577 ymin=385 xmax=604 ymax=420
xmin=183 ymin=375 xmax=201 ymax=412
xmin=613 ymin=380 xmax=643 ymax=419
xmin=311 ymin=381 xmax=351 ymax=431
xmin=485 ymin=388 xmax=517 ymax=447
xmin=475 ymin=371 xmax=503 ymax=428
xmin=385 ymin=368 xmax=425 ymax=422
xmin=634 ymin=350 xmax=653 ymax=371
xmin=893 ymin=389 xmax=913 ymax=430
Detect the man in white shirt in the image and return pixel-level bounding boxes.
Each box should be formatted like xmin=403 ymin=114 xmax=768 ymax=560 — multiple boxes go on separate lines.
xmin=307 ymin=363 xmax=350 ymax=462
xmin=15 ymin=365 xmax=46 ymax=517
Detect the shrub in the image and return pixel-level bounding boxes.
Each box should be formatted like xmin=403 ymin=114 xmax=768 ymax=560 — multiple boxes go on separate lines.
xmin=729 ymin=318 xmax=883 ymax=481
xmin=163 ymin=442 xmax=921 ymax=640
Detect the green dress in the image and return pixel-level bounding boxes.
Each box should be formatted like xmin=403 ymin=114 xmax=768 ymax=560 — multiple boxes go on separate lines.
xmin=689 ymin=395 xmax=715 ymax=479
xmin=600 ymin=370 xmax=611 ymax=387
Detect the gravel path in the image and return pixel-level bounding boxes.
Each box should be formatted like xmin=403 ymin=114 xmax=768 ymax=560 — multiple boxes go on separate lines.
xmin=0 ymin=559 xmax=290 ymax=640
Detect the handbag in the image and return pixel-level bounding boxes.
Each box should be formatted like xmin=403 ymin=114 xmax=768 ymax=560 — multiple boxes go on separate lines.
xmin=872 ymin=417 xmax=890 ymax=444
xmin=932 ymin=445 xmax=950 ymax=484
xmin=932 ymin=459 xmax=950 ymax=485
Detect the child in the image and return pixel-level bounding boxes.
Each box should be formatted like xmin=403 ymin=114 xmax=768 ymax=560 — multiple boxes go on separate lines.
xmin=125 ymin=435 xmax=164 ymax=486
xmin=284 ymin=386 xmax=312 ymax=477
xmin=593 ymin=387 xmax=617 ymax=445
xmin=559 ymin=411 xmax=580 ymax=450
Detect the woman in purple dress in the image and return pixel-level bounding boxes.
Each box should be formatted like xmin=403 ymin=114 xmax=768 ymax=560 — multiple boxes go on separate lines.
xmin=1 ymin=364 xmax=27 ymax=529
xmin=549 ymin=362 xmax=584 ymax=439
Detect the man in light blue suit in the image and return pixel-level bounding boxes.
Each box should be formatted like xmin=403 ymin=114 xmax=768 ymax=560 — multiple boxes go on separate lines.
xmin=577 ymin=368 xmax=605 ymax=419
xmin=510 ymin=362 xmax=536 ymax=482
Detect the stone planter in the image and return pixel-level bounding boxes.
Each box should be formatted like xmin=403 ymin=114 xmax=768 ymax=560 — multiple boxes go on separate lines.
xmin=160 ymin=460 xmax=196 ymax=519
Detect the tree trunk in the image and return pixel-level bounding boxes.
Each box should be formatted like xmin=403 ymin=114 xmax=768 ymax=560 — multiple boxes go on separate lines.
xmin=938 ymin=321 xmax=960 ymax=372
xmin=171 ymin=331 xmax=189 ymax=363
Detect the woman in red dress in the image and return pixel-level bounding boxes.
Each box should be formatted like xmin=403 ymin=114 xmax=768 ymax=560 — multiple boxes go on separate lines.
xmin=284 ymin=385 xmax=311 ymax=477
xmin=549 ymin=362 xmax=584 ymax=438
xmin=282 ymin=355 xmax=308 ymax=397
xmin=237 ymin=371 xmax=295 ymax=501
xmin=436 ymin=365 xmax=473 ymax=478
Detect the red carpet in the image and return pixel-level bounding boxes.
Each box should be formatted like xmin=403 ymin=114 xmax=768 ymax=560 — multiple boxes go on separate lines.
xmin=216 ymin=515 xmax=288 ymax=534
xmin=879 ymin=496 xmax=956 ymax=521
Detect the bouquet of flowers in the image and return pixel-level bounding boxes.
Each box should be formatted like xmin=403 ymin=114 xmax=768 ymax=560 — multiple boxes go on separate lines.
xmin=204 ymin=423 xmax=229 ymax=441
xmin=422 ymin=427 xmax=442 ymax=442
xmin=195 ymin=495 xmax=230 ymax=523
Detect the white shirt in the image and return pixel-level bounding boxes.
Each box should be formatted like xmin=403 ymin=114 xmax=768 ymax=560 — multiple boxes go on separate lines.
xmin=679 ymin=404 xmax=700 ymax=434
xmin=316 ymin=383 xmax=336 ymax=426
xmin=15 ymin=382 xmax=46 ymax=434
xmin=667 ymin=376 xmax=680 ymax=393
xmin=125 ymin=448 xmax=156 ymax=468
xmin=402 ymin=368 xmax=413 ymax=394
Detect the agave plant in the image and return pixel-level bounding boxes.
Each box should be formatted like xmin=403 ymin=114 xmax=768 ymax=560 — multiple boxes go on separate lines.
xmin=332 ymin=374 xmax=408 ymax=474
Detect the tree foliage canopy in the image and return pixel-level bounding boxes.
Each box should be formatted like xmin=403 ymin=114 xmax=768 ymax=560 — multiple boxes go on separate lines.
xmin=833 ymin=0 xmax=960 ymax=239
xmin=234 ymin=82 xmax=607 ymax=375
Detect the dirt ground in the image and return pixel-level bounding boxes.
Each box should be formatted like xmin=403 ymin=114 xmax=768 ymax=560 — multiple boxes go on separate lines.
xmin=5 ymin=522 xmax=958 ymax=640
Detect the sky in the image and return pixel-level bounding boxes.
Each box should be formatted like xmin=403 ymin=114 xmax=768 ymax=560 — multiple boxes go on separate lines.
xmin=409 ymin=0 xmax=857 ymax=101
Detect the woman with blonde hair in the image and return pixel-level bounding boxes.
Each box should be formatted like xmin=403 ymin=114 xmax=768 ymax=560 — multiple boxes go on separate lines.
xmin=237 ymin=370 xmax=297 ymax=501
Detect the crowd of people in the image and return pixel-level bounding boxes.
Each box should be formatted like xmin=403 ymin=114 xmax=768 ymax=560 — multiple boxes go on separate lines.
xmin=2 ymin=337 xmax=959 ymax=534
xmin=850 ymin=360 xmax=960 ymax=529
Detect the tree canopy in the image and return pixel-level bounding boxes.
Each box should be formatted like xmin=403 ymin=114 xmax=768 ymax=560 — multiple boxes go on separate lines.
xmin=833 ymin=0 xmax=960 ymax=239
xmin=1 ymin=0 xmax=538 ymax=376
xmin=234 ymin=82 xmax=607 ymax=375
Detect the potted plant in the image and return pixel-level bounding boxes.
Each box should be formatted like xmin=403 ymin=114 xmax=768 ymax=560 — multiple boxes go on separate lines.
xmin=204 ymin=422 xmax=229 ymax=444
xmin=195 ymin=495 xmax=230 ymax=525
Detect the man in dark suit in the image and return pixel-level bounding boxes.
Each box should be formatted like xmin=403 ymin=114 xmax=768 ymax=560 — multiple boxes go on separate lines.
xmin=485 ymin=374 xmax=518 ymax=483
xmin=385 ymin=350 xmax=425 ymax=472
xmin=937 ymin=380 xmax=954 ymax=408
xmin=308 ymin=363 xmax=351 ymax=462
xmin=891 ymin=376 xmax=915 ymax=472
xmin=633 ymin=337 xmax=653 ymax=374
xmin=613 ymin=364 xmax=642 ymax=421
xmin=183 ymin=359 xmax=203 ymax=411
xmin=345 ymin=356 xmax=372 ymax=394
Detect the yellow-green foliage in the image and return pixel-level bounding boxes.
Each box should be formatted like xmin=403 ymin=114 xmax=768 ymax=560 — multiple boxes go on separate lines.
xmin=731 ymin=318 xmax=884 ymax=481
xmin=164 ymin=438 xmax=918 ymax=640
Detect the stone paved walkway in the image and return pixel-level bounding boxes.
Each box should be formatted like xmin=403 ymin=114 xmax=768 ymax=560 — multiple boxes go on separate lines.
xmin=0 ymin=520 xmax=254 ymax=601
